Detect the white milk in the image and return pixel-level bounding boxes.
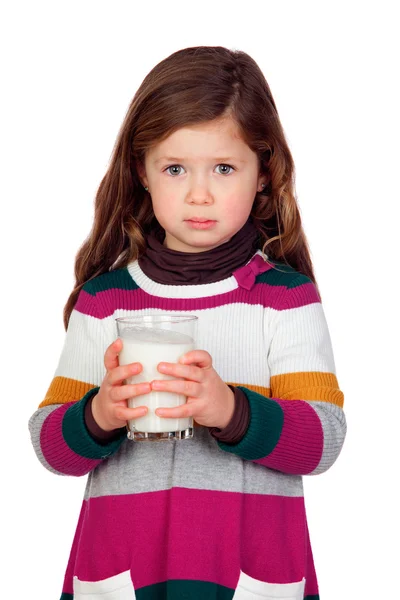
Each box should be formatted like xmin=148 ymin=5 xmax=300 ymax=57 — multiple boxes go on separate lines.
xmin=119 ymin=327 xmax=195 ymax=433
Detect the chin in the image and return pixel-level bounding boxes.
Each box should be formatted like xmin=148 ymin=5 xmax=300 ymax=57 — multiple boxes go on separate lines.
xmin=165 ymin=230 xmax=226 ymax=252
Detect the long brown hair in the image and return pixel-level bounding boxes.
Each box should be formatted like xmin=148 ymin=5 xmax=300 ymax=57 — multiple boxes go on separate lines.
xmin=63 ymin=45 xmax=319 ymax=330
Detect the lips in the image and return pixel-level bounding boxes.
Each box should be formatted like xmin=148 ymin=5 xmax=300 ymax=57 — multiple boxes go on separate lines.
xmin=186 ymin=218 xmax=215 ymax=223
xmin=185 ymin=219 xmax=217 ymax=230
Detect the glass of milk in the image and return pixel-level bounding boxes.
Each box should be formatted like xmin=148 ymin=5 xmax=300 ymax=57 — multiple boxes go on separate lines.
xmin=115 ymin=315 xmax=197 ymax=442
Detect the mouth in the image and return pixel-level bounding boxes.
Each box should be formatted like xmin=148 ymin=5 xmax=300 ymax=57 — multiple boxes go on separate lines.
xmin=185 ymin=218 xmax=216 ymax=223
xmin=185 ymin=218 xmax=217 ymax=230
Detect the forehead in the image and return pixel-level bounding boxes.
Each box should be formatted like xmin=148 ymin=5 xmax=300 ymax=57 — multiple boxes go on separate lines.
xmin=149 ymin=118 xmax=253 ymax=163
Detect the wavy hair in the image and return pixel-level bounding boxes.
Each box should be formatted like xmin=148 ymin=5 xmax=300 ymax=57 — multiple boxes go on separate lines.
xmin=63 ymin=45 xmax=319 ymax=330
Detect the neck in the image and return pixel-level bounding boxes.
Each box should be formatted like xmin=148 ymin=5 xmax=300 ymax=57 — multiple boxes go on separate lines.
xmin=138 ymin=219 xmax=261 ymax=285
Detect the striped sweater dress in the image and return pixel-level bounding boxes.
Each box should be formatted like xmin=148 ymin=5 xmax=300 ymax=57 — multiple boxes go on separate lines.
xmin=28 ymin=249 xmax=346 ymax=600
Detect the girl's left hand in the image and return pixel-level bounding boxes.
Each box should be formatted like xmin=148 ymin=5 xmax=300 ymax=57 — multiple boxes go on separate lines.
xmin=151 ymin=350 xmax=235 ymax=429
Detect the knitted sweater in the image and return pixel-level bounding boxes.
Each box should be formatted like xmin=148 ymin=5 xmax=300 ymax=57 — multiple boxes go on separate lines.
xmin=28 ymin=250 xmax=346 ymax=600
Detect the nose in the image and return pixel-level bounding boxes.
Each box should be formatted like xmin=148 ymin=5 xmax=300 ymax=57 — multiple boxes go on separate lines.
xmin=187 ymin=187 xmax=214 ymax=204
xmin=186 ymin=180 xmax=214 ymax=205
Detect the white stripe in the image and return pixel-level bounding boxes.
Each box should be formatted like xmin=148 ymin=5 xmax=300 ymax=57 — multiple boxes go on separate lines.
xmin=57 ymin=303 xmax=272 ymax=387
xmin=73 ymin=569 xmax=135 ymax=599
xmin=54 ymin=308 xmax=107 ymax=386
xmin=102 ymin=303 xmax=270 ymax=386
xmin=55 ymin=299 xmax=337 ymax=391
xmin=233 ymin=571 xmax=305 ymax=599
xmin=268 ymin=302 xmax=337 ymax=376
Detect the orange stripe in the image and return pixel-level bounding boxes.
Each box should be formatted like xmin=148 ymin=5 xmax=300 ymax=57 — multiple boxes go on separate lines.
xmin=39 ymin=373 xmax=343 ymax=412
xmin=228 ymin=372 xmax=344 ymax=407
xmin=270 ymin=372 xmax=344 ymax=406
xmin=39 ymin=376 xmax=97 ymax=408
xmin=226 ymin=383 xmax=271 ymax=397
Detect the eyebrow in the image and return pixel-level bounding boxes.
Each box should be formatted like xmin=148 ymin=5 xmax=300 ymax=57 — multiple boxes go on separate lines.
xmin=154 ymin=156 xmax=245 ymax=165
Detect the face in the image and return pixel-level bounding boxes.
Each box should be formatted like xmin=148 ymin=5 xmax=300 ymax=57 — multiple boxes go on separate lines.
xmin=138 ymin=117 xmax=267 ymax=253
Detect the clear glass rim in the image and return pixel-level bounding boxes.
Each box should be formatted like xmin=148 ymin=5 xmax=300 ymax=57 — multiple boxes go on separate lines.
xmin=115 ymin=314 xmax=198 ymax=324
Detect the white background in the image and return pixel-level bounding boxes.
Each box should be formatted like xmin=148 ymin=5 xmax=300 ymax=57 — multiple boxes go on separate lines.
xmin=1 ymin=1 xmax=399 ymax=598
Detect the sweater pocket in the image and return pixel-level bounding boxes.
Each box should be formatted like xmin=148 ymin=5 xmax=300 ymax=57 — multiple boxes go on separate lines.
xmin=233 ymin=571 xmax=306 ymax=600
xmin=73 ymin=569 xmax=135 ymax=599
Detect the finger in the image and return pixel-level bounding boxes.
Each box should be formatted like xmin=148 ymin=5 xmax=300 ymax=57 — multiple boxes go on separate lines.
xmin=157 ymin=362 xmax=203 ymax=382
xmin=110 ymin=382 xmax=152 ymax=403
xmin=108 ymin=362 xmax=143 ymax=386
xmin=155 ymin=403 xmax=195 ymax=419
xmin=114 ymin=405 xmax=149 ymax=421
xmin=150 ymin=379 xmax=201 ymax=397
xmin=178 ymin=350 xmax=213 ymax=369
xmin=104 ymin=338 xmax=123 ymax=371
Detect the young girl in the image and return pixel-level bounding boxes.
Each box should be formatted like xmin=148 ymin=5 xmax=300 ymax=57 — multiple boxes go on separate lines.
xmin=29 ymin=45 xmax=346 ymax=600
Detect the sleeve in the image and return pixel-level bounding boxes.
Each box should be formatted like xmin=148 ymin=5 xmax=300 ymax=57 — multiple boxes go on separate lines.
xmin=216 ymin=274 xmax=347 ymax=476
xmin=28 ymin=284 xmax=126 ymax=477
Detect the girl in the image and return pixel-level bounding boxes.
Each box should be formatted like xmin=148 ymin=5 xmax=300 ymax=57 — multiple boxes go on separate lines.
xmin=29 ymin=45 xmax=346 ymax=600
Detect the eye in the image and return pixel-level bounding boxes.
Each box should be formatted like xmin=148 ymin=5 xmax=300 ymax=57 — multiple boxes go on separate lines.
xmin=164 ymin=164 xmax=235 ymax=176
xmin=165 ymin=165 xmax=184 ymax=176
xmin=216 ymin=164 xmax=234 ymax=175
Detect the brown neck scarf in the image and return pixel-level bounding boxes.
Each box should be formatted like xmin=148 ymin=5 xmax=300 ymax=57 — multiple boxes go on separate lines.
xmin=138 ymin=218 xmax=261 ymax=285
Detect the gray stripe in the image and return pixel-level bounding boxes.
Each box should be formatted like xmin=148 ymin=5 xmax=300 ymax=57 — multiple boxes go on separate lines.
xmin=306 ymin=400 xmax=347 ymax=475
xmin=28 ymin=405 xmax=68 ymax=476
xmin=84 ymin=425 xmax=303 ymax=499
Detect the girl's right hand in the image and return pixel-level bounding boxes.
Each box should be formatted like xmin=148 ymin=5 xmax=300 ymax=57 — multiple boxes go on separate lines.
xmin=91 ymin=338 xmax=150 ymax=432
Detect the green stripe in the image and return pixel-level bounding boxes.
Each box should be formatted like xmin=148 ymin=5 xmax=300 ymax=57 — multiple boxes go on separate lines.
xmin=217 ymin=387 xmax=283 ymax=460
xmin=136 ymin=579 xmax=234 ymax=599
xmin=255 ymin=264 xmax=310 ymax=289
xmin=287 ymin=273 xmax=312 ymax=289
xmin=83 ymin=267 xmax=139 ymax=295
xmin=59 ymin=582 xmax=319 ymax=599
xmin=81 ymin=258 xmax=310 ymax=294
xmin=62 ymin=388 xmax=126 ymax=459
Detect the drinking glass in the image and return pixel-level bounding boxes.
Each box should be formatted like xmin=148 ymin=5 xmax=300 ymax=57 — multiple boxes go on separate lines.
xmin=115 ymin=314 xmax=198 ymax=442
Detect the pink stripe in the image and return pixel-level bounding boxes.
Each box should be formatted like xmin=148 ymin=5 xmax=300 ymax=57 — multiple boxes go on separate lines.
xmin=75 ymin=282 xmax=320 ymax=320
xmin=285 ymin=281 xmax=321 ymax=308
xmin=75 ymin=290 xmax=98 ymax=317
xmin=241 ymin=493 xmax=309 ymax=584
xmin=255 ymin=399 xmax=323 ymax=474
xmin=40 ymin=403 xmax=102 ymax=476
xmin=305 ymin=519 xmax=319 ymax=596
xmin=64 ymin=488 xmax=310 ymax=590
xmin=61 ymin=500 xmax=88 ymax=594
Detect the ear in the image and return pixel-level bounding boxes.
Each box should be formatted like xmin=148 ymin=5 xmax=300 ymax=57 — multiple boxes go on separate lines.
xmin=136 ymin=162 xmax=148 ymax=188
xmin=257 ymin=177 xmax=269 ymax=192
xmin=258 ymin=171 xmax=270 ymax=190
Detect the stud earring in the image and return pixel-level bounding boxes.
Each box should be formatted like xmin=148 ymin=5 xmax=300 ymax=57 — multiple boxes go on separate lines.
xmin=144 ymin=186 xmax=148 ymax=191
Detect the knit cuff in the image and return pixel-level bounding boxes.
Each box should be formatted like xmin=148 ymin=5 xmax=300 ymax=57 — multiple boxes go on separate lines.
xmin=62 ymin=387 xmax=127 ymax=459
xmin=209 ymin=386 xmax=250 ymax=444
xmin=216 ymin=386 xmax=284 ymax=460
xmin=84 ymin=392 xmax=127 ymax=445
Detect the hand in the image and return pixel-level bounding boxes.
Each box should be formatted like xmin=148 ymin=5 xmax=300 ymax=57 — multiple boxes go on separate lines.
xmin=92 ymin=338 xmax=151 ymax=432
xmin=151 ymin=350 xmax=235 ymax=429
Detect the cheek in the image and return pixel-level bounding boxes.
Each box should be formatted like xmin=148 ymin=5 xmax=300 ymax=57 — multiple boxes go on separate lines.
xmin=151 ymin=197 xmax=175 ymax=225
xmin=226 ymin=200 xmax=254 ymax=224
